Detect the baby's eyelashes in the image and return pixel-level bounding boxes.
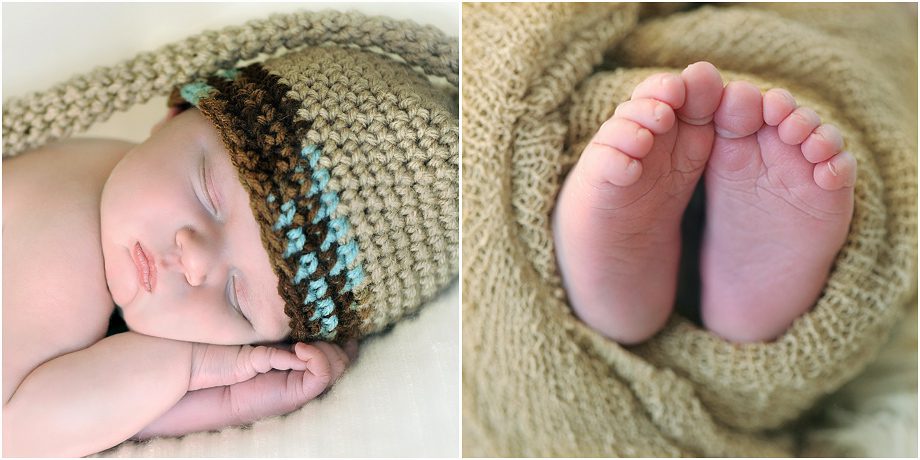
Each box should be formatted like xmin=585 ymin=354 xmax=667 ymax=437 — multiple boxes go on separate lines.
xmin=226 ymin=273 xmax=253 ymax=326
xmin=198 ymin=157 xmax=220 ymax=217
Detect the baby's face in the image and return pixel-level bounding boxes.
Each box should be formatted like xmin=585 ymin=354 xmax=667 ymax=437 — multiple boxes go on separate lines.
xmin=100 ymin=108 xmax=291 ymax=345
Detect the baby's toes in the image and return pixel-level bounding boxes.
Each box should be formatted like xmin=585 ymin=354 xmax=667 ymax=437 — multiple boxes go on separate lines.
xmin=814 ymin=151 xmax=857 ymax=191
xmin=613 ymin=98 xmax=676 ymax=135
xmin=763 ymin=88 xmax=797 ymax=126
xmin=801 ymin=123 xmax=844 ymax=163
xmin=778 ymin=106 xmax=821 ymax=145
xmin=593 ymin=118 xmax=654 ymax=159
xmin=678 ymin=61 xmax=723 ymax=125
xmin=580 ymin=141 xmax=642 ymax=187
xmin=713 ymin=81 xmax=763 ymax=139
xmin=631 ymin=72 xmax=686 ymax=110
xmin=580 ymin=99 xmax=675 ymax=188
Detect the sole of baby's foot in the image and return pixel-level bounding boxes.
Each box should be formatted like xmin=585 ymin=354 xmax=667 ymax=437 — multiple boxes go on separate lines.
xmin=553 ymin=62 xmax=724 ymax=344
xmin=701 ymin=83 xmax=856 ymax=343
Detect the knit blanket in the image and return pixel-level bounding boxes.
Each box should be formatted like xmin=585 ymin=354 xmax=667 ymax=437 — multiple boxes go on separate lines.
xmin=462 ymin=3 xmax=917 ymax=457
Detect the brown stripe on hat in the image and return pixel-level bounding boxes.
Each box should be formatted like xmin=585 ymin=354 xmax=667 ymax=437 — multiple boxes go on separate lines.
xmin=192 ymin=64 xmax=362 ymax=342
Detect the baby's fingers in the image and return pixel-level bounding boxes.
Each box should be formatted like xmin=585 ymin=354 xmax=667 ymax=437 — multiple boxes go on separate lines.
xmin=294 ymin=343 xmax=333 ymax=399
xmin=247 ymin=346 xmax=308 ymax=374
xmin=312 ymin=342 xmax=350 ymax=382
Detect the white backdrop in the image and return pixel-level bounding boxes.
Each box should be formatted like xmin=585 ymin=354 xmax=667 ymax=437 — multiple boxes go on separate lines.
xmin=2 ymin=3 xmax=460 ymax=457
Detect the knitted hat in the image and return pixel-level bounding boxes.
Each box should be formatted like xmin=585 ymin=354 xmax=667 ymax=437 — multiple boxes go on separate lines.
xmin=167 ymin=45 xmax=458 ymax=342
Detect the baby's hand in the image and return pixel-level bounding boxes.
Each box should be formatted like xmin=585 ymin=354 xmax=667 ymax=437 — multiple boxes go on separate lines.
xmin=135 ymin=340 xmax=357 ymax=440
xmin=188 ymin=343 xmax=307 ymax=391
xmin=291 ymin=341 xmax=353 ymax=400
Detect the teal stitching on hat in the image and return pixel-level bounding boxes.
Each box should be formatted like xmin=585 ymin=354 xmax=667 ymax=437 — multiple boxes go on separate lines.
xmin=273 ymin=200 xmax=296 ymax=231
xmin=311 ymin=191 xmax=339 ymax=224
xmin=215 ymin=68 xmax=240 ymax=80
xmin=301 ymin=145 xmax=321 ymax=168
xmin=180 ymin=82 xmax=215 ymax=107
xmin=293 ymin=253 xmax=318 ymax=284
xmin=177 ymin=68 xmax=239 ymax=107
xmin=308 ymin=169 xmax=330 ymax=197
xmin=309 ymin=298 xmax=335 ymax=321
xmin=294 ymin=165 xmax=306 ymax=186
xmin=344 ymin=265 xmax=365 ymax=292
xmin=283 ymin=227 xmax=306 ymax=258
xmin=268 ymin=143 xmax=366 ymax=339
xmin=320 ymin=217 xmax=348 ymax=252
xmin=330 ymin=239 xmax=359 ymax=276
xmin=319 ymin=315 xmax=338 ymax=337
xmin=306 ymin=278 xmax=328 ymax=303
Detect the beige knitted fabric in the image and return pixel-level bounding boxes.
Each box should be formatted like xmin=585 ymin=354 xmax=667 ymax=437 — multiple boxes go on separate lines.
xmin=2 ymin=10 xmax=458 ymax=158
xmin=462 ymin=3 xmax=917 ymax=457
xmin=262 ymin=46 xmax=459 ymax=337
xmin=3 ymin=10 xmax=459 ymax=341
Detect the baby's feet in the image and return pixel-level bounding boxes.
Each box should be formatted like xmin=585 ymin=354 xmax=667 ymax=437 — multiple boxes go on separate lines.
xmin=553 ymin=63 xmax=724 ymax=344
xmin=701 ymin=83 xmax=856 ymax=343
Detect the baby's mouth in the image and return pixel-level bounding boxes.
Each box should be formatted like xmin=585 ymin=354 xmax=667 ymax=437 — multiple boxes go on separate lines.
xmin=132 ymin=242 xmax=157 ymax=293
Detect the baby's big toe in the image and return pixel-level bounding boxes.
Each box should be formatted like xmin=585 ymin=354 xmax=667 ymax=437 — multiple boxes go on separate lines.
xmin=713 ymin=81 xmax=764 ymax=139
xmin=677 ymin=61 xmax=723 ymax=125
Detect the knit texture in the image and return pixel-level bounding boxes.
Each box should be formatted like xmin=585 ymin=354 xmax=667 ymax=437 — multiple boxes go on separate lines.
xmin=3 ymin=10 xmax=459 ymax=343
xmin=2 ymin=10 xmax=458 ymax=157
xmin=462 ymin=3 xmax=917 ymax=457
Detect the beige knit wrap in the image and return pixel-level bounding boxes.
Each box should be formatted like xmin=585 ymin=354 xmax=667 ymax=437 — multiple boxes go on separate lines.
xmin=462 ymin=3 xmax=916 ymax=456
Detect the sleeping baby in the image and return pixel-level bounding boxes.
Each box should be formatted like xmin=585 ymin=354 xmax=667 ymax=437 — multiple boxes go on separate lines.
xmin=3 ymin=45 xmax=459 ymax=456
xmin=554 ymin=61 xmax=856 ymax=344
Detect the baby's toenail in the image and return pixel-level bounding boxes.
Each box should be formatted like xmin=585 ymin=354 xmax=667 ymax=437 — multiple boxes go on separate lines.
xmin=638 ymin=128 xmax=652 ymax=143
xmin=827 ymin=160 xmax=839 ymax=176
xmin=626 ymin=159 xmax=640 ymax=174
xmin=654 ymin=103 xmax=667 ymax=121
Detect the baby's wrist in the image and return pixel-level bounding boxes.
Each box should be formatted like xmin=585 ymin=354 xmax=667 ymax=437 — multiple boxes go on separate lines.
xmin=188 ymin=342 xmax=216 ymax=391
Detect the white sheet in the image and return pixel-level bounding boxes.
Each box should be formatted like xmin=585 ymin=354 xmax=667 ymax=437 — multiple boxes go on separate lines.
xmin=96 ymin=282 xmax=459 ymax=458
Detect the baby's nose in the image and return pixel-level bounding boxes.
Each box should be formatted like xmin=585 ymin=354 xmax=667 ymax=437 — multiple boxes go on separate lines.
xmin=173 ymin=227 xmax=218 ymax=287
